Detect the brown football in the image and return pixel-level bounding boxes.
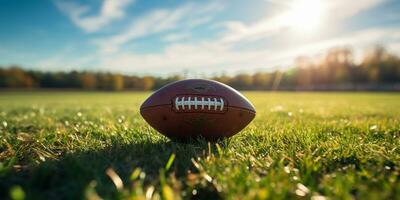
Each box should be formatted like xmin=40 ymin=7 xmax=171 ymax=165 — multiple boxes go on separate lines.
xmin=140 ymin=79 xmax=256 ymax=141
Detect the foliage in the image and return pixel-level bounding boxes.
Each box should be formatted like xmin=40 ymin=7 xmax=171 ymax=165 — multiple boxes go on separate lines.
xmin=0 ymin=69 xmax=180 ymax=91
xmin=1 ymin=46 xmax=400 ymax=91
xmin=0 ymin=92 xmax=399 ymax=199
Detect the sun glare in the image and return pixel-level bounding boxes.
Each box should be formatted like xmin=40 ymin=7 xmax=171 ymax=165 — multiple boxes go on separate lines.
xmin=283 ymin=0 xmax=325 ymax=33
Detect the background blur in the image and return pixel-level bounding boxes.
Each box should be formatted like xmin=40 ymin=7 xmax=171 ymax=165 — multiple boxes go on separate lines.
xmin=1 ymin=0 xmax=399 ymax=91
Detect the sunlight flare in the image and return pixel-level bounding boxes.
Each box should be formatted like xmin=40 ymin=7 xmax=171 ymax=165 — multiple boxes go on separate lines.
xmin=282 ymin=0 xmax=326 ymax=32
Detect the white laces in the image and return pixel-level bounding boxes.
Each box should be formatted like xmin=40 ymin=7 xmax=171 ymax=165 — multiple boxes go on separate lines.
xmin=175 ymin=96 xmax=224 ymax=111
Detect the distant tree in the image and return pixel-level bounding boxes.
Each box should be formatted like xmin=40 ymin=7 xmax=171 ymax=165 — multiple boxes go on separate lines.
xmin=79 ymin=73 xmax=97 ymax=89
xmin=295 ymin=67 xmax=313 ymax=87
xmin=153 ymin=75 xmax=182 ymax=90
xmin=40 ymin=73 xmax=55 ymax=88
xmin=324 ymin=48 xmax=353 ymax=83
xmin=212 ymin=75 xmax=232 ymax=86
xmin=65 ymin=71 xmax=81 ymax=88
xmin=124 ymin=76 xmax=151 ymax=90
xmin=141 ymin=76 xmax=155 ymax=90
xmin=230 ymin=74 xmax=253 ymax=90
xmin=124 ymin=76 xmax=138 ymax=90
xmin=110 ymin=74 xmax=124 ymax=91
xmin=96 ymin=73 xmax=111 ymax=90
xmin=281 ymin=69 xmax=296 ymax=87
xmin=252 ymin=72 xmax=272 ymax=90
xmin=0 ymin=45 xmax=399 ymax=91
xmin=40 ymin=72 xmax=70 ymax=88
xmin=0 ymin=66 xmax=34 ymax=88
xmin=361 ymin=46 xmax=400 ymax=83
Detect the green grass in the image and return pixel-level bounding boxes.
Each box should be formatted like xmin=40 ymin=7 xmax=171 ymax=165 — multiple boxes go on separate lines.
xmin=0 ymin=92 xmax=399 ymax=200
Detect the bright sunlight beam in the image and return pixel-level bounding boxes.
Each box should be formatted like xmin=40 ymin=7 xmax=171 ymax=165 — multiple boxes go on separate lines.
xmin=282 ymin=0 xmax=326 ymax=33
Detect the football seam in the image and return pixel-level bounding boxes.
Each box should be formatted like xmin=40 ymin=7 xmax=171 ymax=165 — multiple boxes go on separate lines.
xmin=140 ymin=104 xmax=256 ymax=114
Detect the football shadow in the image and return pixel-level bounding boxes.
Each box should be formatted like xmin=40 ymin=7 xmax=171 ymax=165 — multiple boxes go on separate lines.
xmin=0 ymin=138 xmax=224 ymax=199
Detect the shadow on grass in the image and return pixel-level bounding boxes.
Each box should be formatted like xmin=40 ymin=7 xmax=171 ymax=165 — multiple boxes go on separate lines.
xmin=0 ymin=139 xmax=219 ymax=200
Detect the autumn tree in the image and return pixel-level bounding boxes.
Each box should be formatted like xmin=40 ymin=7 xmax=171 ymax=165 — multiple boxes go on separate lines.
xmin=79 ymin=73 xmax=97 ymax=89
xmin=0 ymin=66 xmax=34 ymax=88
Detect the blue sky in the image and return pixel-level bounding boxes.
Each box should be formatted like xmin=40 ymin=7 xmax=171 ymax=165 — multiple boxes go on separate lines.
xmin=0 ymin=0 xmax=399 ymax=76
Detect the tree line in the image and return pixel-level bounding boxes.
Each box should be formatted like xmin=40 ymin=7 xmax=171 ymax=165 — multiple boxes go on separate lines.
xmin=1 ymin=46 xmax=399 ymax=91
xmin=0 ymin=69 xmax=182 ymax=91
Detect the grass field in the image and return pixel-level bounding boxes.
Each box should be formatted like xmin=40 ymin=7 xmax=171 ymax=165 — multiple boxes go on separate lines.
xmin=0 ymin=92 xmax=399 ymax=200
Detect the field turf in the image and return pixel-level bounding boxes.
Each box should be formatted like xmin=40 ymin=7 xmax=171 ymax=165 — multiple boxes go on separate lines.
xmin=0 ymin=92 xmax=399 ymax=200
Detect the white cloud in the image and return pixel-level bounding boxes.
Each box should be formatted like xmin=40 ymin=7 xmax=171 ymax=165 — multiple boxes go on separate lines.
xmin=97 ymin=27 xmax=400 ymax=75
xmin=94 ymin=1 xmax=223 ymax=53
xmin=221 ymin=0 xmax=385 ymax=44
xmin=33 ymin=45 xmax=97 ymax=71
xmin=54 ymin=0 xmax=135 ymax=33
xmin=327 ymin=0 xmax=383 ymax=19
xmin=162 ymin=32 xmax=191 ymax=42
xmin=52 ymin=0 xmax=395 ymax=75
xmin=36 ymin=53 xmax=96 ymax=71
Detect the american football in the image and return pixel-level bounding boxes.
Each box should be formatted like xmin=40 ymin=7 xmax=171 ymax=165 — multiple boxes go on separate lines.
xmin=2 ymin=1 xmax=399 ymax=199
xmin=140 ymin=79 xmax=256 ymax=140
